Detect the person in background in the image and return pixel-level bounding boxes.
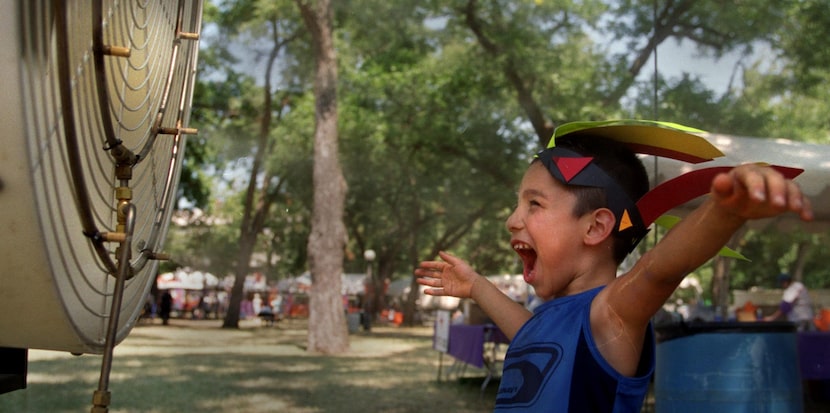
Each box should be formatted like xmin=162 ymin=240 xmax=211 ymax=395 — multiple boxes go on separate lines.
xmin=271 ymin=293 xmax=284 ymax=319
xmin=159 ymin=290 xmax=172 ymax=325
xmin=764 ymin=273 xmax=815 ymax=331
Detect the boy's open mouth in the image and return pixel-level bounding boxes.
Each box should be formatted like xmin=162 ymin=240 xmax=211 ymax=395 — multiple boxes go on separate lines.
xmin=512 ymin=242 xmax=537 ymax=283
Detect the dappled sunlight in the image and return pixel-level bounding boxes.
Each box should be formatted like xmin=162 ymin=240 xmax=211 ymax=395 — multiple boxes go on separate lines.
xmin=195 ymin=394 xmax=318 ymax=413
xmin=334 ymin=356 xmax=431 ymax=374
xmin=274 ymin=378 xmax=320 ymax=391
xmin=262 ymin=361 xmax=325 ymax=374
xmin=26 ymin=371 xmax=97 ymax=385
xmin=2 ymin=322 xmax=498 ymax=412
xmin=345 ymin=340 xmax=423 ymax=358
xmin=346 ymin=375 xmax=425 ymax=390
xmin=122 ymin=359 xmax=144 ymax=369
xmin=235 ymin=377 xmax=279 ymax=389
xmin=27 ymin=350 xmax=86 ymax=362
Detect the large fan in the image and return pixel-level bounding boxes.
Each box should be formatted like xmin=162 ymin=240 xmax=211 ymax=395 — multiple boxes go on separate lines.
xmin=0 ymin=0 xmax=202 ymax=356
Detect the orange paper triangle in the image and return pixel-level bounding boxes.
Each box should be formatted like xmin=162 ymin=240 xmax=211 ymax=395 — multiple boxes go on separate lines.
xmin=619 ymin=209 xmax=634 ymax=232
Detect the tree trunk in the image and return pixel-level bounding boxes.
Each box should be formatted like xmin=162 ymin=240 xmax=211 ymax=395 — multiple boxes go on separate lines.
xmin=223 ymin=233 xmax=257 ymax=328
xmin=298 ymin=0 xmax=349 ymax=354
xmin=711 ymin=255 xmax=730 ymax=319
xmin=402 ymin=276 xmax=421 ymax=327
xmin=220 ymin=21 xmax=285 ymax=329
xmin=711 ymin=228 xmax=747 ymax=319
xmin=791 ymin=240 xmax=811 ymax=282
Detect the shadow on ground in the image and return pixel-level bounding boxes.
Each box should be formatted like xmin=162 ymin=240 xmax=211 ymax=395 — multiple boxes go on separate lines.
xmin=2 ymin=318 xmax=828 ymax=412
xmin=0 ymin=319 xmax=497 ymax=413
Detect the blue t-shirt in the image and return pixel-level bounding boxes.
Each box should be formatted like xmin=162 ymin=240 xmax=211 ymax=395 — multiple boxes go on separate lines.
xmin=495 ymin=287 xmax=654 ymax=412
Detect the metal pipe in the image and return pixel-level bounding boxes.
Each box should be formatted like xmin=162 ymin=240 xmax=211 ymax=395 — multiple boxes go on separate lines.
xmin=91 ymin=203 xmax=135 ymax=413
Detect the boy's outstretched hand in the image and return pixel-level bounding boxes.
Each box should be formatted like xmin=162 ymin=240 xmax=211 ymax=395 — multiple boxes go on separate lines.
xmin=711 ymin=163 xmax=813 ymax=222
xmin=414 ymin=251 xmax=479 ymax=298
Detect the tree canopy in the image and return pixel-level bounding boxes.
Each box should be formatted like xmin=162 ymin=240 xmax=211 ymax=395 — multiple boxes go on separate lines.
xmin=168 ymin=0 xmax=830 ymax=334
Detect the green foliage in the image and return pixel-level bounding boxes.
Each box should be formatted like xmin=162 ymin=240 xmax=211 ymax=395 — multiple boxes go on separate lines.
xmin=732 ymin=230 xmax=830 ymax=290
xmin=180 ymin=0 xmax=830 ymax=294
xmin=162 ymin=211 xmax=240 ymax=275
xmin=779 ymin=0 xmax=830 ymax=92
xmin=629 ymin=73 xmax=773 ymax=136
xmin=336 ymin=8 xmax=531 ymax=277
xmin=609 ymin=0 xmax=785 ymax=55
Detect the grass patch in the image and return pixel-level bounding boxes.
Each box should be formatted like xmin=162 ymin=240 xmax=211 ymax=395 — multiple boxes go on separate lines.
xmin=0 ymin=320 xmax=498 ymax=413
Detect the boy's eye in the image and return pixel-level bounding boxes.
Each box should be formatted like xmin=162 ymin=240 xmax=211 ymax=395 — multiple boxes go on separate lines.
xmin=529 ymin=199 xmax=541 ymax=207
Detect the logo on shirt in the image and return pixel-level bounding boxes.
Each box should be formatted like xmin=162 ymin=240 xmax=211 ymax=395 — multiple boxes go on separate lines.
xmin=496 ymin=344 xmax=563 ymax=407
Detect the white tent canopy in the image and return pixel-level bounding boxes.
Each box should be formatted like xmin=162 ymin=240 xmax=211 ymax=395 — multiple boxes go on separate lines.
xmin=157 ymin=268 xmax=219 ymax=290
xmin=276 ymin=272 xmax=367 ymax=295
xmin=648 ymin=133 xmax=830 ymax=232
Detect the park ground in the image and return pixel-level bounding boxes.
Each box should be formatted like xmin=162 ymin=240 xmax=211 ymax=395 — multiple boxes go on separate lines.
xmin=0 ymin=318 xmax=498 ymax=413
xmin=2 ymin=317 xmax=828 ymax=412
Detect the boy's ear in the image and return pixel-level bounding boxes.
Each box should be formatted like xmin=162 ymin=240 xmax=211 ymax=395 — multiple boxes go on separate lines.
xmin=584 ymin=208 xmax=616 ymax=246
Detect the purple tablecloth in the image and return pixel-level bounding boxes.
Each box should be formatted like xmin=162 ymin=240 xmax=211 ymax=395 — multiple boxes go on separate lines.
xmin=799 ymin=331 xmax=830 ymax=380
xmin=447 ymin=324 xmax=509 ymax=368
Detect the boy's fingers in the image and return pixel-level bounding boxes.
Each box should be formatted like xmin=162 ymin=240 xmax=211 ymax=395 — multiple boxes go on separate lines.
xmin=737 ymin=165 xmax=769 ymax=202
xmin=712 ymin=165 xmax=814 ymax=222
xmin=711 ymin=172 xmax=736 ymax=198
xmin=764 ymin=169 xmax=789 ymax=207
xmin=799 ymin=195 xmax=814 ymax=221
xmin=787 ymin=181 xmax=814 ymax=220
xmin=416 ymin=260 xmax=444 ymax=271
xmin=785 ymin=180 xmax=802 ymax=209
xmin=416 ymin=276 xmax=441 ymax=287
xmin=438 ymin=250 xmax=459 ymax=264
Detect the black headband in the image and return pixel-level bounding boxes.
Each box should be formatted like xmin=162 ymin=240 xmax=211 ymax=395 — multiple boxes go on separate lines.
xmin=537 ymin=146 xmax=648 ymax=252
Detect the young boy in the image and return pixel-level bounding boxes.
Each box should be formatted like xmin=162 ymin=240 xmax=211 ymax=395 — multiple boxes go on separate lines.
xmin=414 ymin=120 xmax=813 ymax=412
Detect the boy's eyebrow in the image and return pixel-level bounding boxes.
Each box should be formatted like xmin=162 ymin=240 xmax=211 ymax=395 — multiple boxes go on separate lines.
xmin=519 ymin=188 xmax=547 ymax=199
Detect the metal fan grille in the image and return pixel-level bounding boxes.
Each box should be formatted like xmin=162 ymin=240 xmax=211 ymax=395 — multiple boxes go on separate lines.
xmin=9 ymin=0 xmax=202 ymax=353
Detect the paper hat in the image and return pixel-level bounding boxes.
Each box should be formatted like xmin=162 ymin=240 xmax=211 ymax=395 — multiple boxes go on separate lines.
xmin=536 ymin=119 xmax=803 ymax=254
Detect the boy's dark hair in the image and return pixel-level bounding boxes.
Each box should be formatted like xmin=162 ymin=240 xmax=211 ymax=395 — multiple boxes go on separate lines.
xmin=554 ymin=134 xmax=650 ymax=264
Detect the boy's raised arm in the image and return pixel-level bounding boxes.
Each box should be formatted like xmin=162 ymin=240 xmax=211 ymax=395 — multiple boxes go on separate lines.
xmin=607 ymin=163 xmax=813 ymax=327
xmin=589 ymin=164 xmax=812 ymax=377
xmin=415 ymin=251 xmax=532 ymax=339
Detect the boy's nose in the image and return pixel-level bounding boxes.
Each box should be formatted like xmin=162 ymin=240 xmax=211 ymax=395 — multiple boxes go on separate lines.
xmin=505 ymin=208 xmax=521 ymax=232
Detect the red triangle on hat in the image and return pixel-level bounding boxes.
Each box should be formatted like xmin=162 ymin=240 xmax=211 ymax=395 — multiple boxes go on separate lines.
xmin=553 ymin=156 xmax=594 ymax=182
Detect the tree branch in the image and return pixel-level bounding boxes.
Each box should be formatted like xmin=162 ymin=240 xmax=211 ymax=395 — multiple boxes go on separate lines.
xmin=461 ymin=0 xmax=553 ymax=146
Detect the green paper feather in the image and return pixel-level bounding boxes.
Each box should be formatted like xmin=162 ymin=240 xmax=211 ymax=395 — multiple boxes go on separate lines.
xmin=553 ymin=119 xmax=706 ymax=141
xmin=654 ymin=215 xmax=750 ymax=261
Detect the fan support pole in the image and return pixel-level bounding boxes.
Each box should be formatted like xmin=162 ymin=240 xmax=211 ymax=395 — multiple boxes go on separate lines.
xmin=90 ymin=202 xmax=136 ymax=413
